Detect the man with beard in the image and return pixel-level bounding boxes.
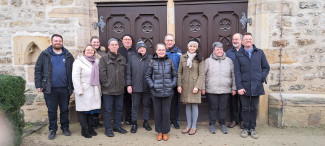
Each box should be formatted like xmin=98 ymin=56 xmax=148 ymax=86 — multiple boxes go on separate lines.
xmin=34 ymin=34 xmax=74 ymax=140
xmin=226 ymin=33 xmax=243 ymax=129
xmin=118 ymin=34 xmax=136 ymax=125
xmin=164 ymin=34 xmax=182 ymax=129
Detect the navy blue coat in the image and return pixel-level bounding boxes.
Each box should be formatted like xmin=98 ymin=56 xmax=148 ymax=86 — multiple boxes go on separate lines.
xmin=145 ymin=54 xmax=177 ymax=98
xmin=226 ymin=46 xmax=238 ymax=63
xmin=234 ymin=45 xmax=270 ymax=96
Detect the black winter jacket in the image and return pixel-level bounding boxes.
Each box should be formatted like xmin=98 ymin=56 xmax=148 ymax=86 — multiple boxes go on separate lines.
xmin=126 ymin=52 xmax=152 ymax=92
xmin=34 ymin=46 xmax=74 ymax=95
xmin=234 ymin=45 xmax=270 ymax=96
xmin=99 ymin=50 xmax=126 ymax=95
xmin=145 ymin=54 xmax=177 ymax=98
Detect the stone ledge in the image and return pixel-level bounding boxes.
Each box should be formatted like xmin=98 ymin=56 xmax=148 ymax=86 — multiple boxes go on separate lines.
xmin=269 ymin=93 xmax=325 ymax=127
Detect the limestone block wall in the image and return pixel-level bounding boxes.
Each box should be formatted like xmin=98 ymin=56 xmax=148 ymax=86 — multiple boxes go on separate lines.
xmin=247 ymin=0 xmax=325 ymax=124
xmin=0 ymin=0 xmax=99 ymax=122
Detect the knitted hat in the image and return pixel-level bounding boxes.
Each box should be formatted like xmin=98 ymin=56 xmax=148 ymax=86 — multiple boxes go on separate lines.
xmin=136 ymin=39 xmax=147 ymax=51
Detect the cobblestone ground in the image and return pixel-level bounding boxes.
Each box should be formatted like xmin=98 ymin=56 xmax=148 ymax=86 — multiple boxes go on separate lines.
xmin=22 ymin=121 xmax=325 ymax=146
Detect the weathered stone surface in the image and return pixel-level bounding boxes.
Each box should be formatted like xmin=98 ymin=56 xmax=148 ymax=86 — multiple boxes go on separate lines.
xmin=25 ymin=93 xmax=37 ymax=105
xmin=264 ymin=50 xmax=298 ymax=64
xmin=308 ymin=85 xmax=325 ymax=92
xmin=269 ymin=93 xmax=325 ymax=127
xmin=297 ymin=39 xmax=315 ymax=47
xmin=10 ymin=21 xmax=33 ymax=27
xmin=272 ymin=40 xmax=288 ymax=47
xmin=289 ymin=84 xmax=305 ymax=91
xmin=304 ymin=74 xmax=316 ymax=80
xmin=295 ymin=66 xmax=313 ymax=71
xmin=296 ymin=20 xmax=309 ymax=27
xmin=299 ymin=1 xmax=320 ymax=9
xmin=269 ymin=84 xmax=280 ymax=91
xmin=48 ymin=7 xmax=89 ymax=18
xmin=48 ymin=18 xmax=71 ymax=24
xmin=60 ymin=0 xmax=73 ymax=5
xmin=0 ymin=14 xmax=12 ymax=20
xmin=303 ymin=55 xmax=316 ymax=63
xmin=10 ymin=0 xmax=22 ymax=7
xmin=320 ymin=55 xmax=325 ymax=63
xmin=31 ymin=0 xmax=45 ymax=6
xmin=314 ymin=48 xmax=325 ymax=53
xmin=35 ymin=11 xmax=45 ymax=18
xmin=0 ymin=57 xmax=12 ymax=64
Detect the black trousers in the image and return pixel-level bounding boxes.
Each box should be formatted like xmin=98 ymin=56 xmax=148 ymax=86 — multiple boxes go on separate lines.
xmin=44 ymin=87 xmax=70 ymax=131
xmin=170 ymin=88 xmax=179 ymax=124
xmin=152 ymin=96 xmax=172 ymax=134
xmin=240 ymin=95 xmax=259 ymax=130
xmin=131 ymin=92 xmax=151 ymax=121
xmin=229 ymin=93 xmax=242 ymax=123
xmin=102 ymin=94 xmax=124 ymax=131
xmin=206 ymin=93 xmax=229 ymax=125
xmin=123 ymin=90 xmax=132 ymax=122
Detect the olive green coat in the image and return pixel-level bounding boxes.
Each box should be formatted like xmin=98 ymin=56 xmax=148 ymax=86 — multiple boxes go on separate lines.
xmin=177 ymin=54 xmax=205 ymax=103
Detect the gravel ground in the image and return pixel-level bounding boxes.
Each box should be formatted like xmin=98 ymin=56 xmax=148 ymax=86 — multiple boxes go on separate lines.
xmin=22 ymin=121 xmax=325 ymax=146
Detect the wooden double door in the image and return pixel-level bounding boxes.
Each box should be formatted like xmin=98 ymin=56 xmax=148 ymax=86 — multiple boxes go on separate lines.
xmin=96 ymin=0 xmax=248 ymax=58
xmin=96 ymin=0 xmax=248 ymax=121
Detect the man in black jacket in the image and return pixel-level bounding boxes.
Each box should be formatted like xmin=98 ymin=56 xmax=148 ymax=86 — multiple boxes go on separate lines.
xmin=234 ymin=32 xmax=270 ymax=139
xmin=118 ymin=34 xmax=135 ymax=125
xmin=34 ymin=34 xmax=74 ymax=140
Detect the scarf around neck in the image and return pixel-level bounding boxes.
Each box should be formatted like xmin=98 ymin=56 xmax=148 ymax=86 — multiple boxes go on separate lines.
xmin=84 ymin=56 xmax=100 ymax=86
xmin=186 ymin=51 xmax=196 ymax=68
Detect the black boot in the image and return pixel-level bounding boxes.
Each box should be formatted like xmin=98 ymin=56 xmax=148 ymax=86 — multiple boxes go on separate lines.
xmin=143 ymin=120 xmax=152 ymax=131
xmin=130 ymin=121 xmax=137 ymax=133
xmin=79 ymin=113 xmax=92 ymax=138
xmin=88 ymin=114 xmax=97 ymax=136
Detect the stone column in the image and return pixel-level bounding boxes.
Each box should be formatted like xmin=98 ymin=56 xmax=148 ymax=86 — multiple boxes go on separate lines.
xmin=167 ymin=0 xmax=175 ymax=35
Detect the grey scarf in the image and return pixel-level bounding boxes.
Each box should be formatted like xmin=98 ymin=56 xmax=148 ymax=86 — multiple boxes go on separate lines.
xmin=186 ymin=51 xmax=196 ymax=68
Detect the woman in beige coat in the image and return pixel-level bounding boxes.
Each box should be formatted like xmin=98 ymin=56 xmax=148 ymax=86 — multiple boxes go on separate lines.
xmin=72 ymin=45 xmax=101 ymax=138
xmin=177 ymin=41 xmax=204 ymax=135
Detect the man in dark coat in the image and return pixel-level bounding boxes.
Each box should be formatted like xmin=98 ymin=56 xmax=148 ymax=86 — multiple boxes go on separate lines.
xmin=126 ymin=40 xmax=153 ymax=133
xmin=226 ymin=33 xmax=243 ymax=129
xmin=164 ymin=34 xmax=182 ymax=129
xmin=118 ymin=34 xmax=136 ymax=125
xmin=99 ymin=38 xmax=128 ymax=137
xmin=234 ymin=32 xmax=270 ymax=139
xmin=34 ymin=34 xmax=74 ymax=140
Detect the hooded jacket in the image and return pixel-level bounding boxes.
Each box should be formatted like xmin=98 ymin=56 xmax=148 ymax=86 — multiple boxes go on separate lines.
xmin=202 ymin=52 xmax=236 ymax=94
xmin=166 ymin=45 xmax=182 ymax=73
xmin=99 ymin=50 xmax=126 ymax=95
xmin=145 ymin=54 xmax=177 ymax=98
xmin=126 ymin=52 xmax=152 ymax=92
xmin=34 ymin=46 xmax=74 ymax=95
xmin=234 ymin=45 xmax=270 ymax=96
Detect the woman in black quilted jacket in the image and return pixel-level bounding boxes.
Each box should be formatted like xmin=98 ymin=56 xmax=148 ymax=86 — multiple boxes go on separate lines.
xmin=145 ymin=43 xmax=177 ymax=141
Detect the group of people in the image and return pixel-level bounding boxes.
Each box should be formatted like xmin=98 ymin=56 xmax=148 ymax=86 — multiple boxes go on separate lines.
xmin=34 ymin=32 xmax=270 ymax=141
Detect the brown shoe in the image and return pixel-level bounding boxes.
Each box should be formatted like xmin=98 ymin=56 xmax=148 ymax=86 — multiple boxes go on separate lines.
xmin=240 ymin=122 xmax=244 ymax=129
xmin=157 ymin=133 xmax=162 ymax=141
xmin=188 ymin=128 xmax=196 ymax=135
xmin=182 ymin=127 xmax=190 ymax=134
xmin=162 ymin=134 xmax=169 ymax=141
xmin=228 ymin=121 xmax=237 ymax=128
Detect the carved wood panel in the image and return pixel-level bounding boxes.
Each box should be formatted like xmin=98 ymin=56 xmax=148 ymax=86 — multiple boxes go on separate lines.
xmin=96 ymin=2 xmax=167 ymax=54
xmin=175 ymin=1 xmax=248 ymax=59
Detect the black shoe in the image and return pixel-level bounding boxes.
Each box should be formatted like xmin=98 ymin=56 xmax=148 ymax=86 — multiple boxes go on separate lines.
xmin=81 ymin=129 xmax=92 ymax=138
xmin=113 ymin=127 xmax=127 ymax=134
xmin=143 ymin=120 xmax=152 ymax=131
xmin=89 ymin=129 xmax=97 ymax=136
xmin=48 ymin=130 xmax=56 ymax=140
xmin=62 ymin=128 xmax=71 ymax=136
xmin=131 ymin=124 xmax=137 ymax=133
xmin=171 ymin=122 xmax=180 ymax=129
xmin=105 ymin=130 xmax=114 ymax=137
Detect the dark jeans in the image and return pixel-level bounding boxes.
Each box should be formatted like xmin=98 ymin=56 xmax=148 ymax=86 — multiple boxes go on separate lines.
xmin=44 ymin=87 xmax=70 ymax=131
xmin=123 ymin=90 xmax=132 ymax=122
xmin=206 ymin=93 xmax=229 ymax=125
xmin=229 ymin=93 xmax=242 ymax=123
xmin=132 ymin=92 xmax=151 ymax=121
xmin=170 ymin=88 xmax=179 ymax=124
xmin=240 ymin=95 xmax=259 ymax=130
xmin=102 ymin=94 xmax=124 ymax=131
xmin=152 ymin=96 xmax=172 ymax=134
